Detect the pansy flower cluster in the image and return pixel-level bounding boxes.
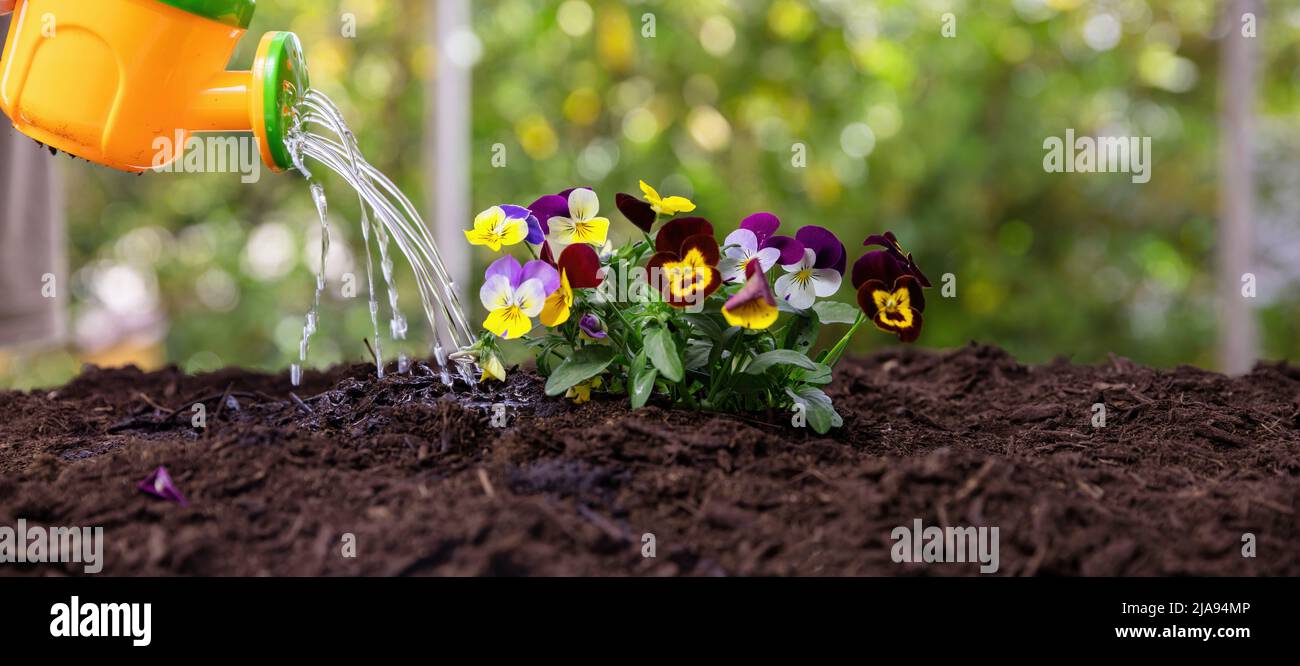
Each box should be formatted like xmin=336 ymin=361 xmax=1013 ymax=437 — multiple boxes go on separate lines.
xmin=459 ymin=181 xmax=932 ymax=432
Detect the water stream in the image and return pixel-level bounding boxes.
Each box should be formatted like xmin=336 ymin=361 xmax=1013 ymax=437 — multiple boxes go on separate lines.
xmin=282 ymin=89 xmax=476 ymax=386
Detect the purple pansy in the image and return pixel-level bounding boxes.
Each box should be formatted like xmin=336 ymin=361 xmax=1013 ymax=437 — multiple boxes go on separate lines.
xmin=794 ymin=225 xmax=847 ymax=275
xmin=137 ymin=466 xmax=188 ymax=506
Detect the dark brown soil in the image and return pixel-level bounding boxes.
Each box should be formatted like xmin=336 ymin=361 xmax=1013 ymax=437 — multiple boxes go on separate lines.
xmin=1 ymin=344 xmax=1297 ymax=576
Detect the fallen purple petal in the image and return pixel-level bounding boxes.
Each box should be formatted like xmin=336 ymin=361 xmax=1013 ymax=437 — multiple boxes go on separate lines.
xmin=137 ymin=466 xmax=188 ymax=507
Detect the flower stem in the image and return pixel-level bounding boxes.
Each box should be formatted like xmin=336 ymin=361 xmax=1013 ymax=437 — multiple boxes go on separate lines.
xmin=707 ymin=330 xmax=748 ymax=406
xmin=822 ymin=312 xmax=867 ymax=369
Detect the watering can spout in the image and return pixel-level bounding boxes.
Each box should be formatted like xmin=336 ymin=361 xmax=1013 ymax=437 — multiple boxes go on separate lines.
xmin=189 ymin=72 xmax=256 ymax=132
xmin=0 ymin=0 xmax=308 ymax=173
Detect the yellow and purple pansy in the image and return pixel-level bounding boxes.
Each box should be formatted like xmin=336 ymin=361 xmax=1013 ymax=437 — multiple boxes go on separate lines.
xmin=722 ymin=261 xmax=779 ymax=330
xmin=479 ymin=255 xmax=560 ymax=339
xmin=465 ymin=205 xmax=542 ymax=252
xmin=645 ymin=217 xmax=722 ymax=308
xmin=851 ymin=232 xmax=929 ymax=342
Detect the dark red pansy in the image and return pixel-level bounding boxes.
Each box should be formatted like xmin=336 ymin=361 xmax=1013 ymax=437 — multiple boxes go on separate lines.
xmin=554 ymin=243 xmax=603 ymax=289
xmin=857 ymin=275 xmax=925 ymax=343
xmin=655 ymin=217 xmax=714 ymax=255
xmin=616 ymin=192 xmax=657 ymax=232
xmin=645 ymin=217 xmax=721 ymax=307
xmin=864 ymin=231 xmax=931 ymax=287
xmin=851 ymin=249 xmax=906 ymax=290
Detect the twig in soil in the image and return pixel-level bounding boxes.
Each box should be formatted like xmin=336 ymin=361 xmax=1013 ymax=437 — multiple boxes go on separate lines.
xmin=1032 ymin=429 xmax=1090 ymax=439
xmin=1193 ymin=424 xmax=1251 ymax=448
xmin=289 ymin=392 xmax=314 ymax=415
xmin=108 ymin=389 xmax=265 ymax=433
xmin=1033 ymin=442 xmax=1088 ymax=453
xmin=1075 ymin=479 xmax=1105 ymax=500
xmin=135 ymin=392 xmax=169 ymax=412
xmin=1021 ymin=501 xmax=1051 ymax=577
xmin=1093 ymin=382 xmax=1154 ymax=405
xmin=363 ymin=338 xmax=378 ymax=367
xmin=1249 ymin=496 xmax=1295 ymax=515
xmin=476 ymin=468 xmax=495 ymax=499
xmin=953 ymin=459 xmax=997 ymax=503
xmin=792 ymin=469 xmax=836 ymax=488
xmin=576 ymin=504 xmax=632 ymax=544
xmin=207 ymin=383 xmax=235 ymax=438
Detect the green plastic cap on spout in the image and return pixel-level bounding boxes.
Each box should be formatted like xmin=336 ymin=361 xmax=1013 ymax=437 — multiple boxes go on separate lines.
xmin=157 ymin=0 xmax=258 ymax=29
xmin=252 ymin=31 xmax=310 ymax=172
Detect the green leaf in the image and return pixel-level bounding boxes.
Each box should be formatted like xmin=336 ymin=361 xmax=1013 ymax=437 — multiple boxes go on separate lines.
xmin=684 ymin=340 xmax=713 ymax=370
xmin=544 ymin=346 xmax=617 ymax=396
xmin=799 ymin=362 xmax=834 ymax=385
xmin=645 ymin=326 xmax=684 ymax=382
xmin=630 ymin=351 xmax=657 ymax=410
xmin=783 ymin=311 xmax=820 ymax=354
xmin=786 ymin=387 xmax=843 ymax=435
xmin=813 ymin=301 xmax=861 ymax=325
xmin=683 ymin=313 xmax=723 ymax=340
xmin=745 ymin=349 xmax=820 ymax=374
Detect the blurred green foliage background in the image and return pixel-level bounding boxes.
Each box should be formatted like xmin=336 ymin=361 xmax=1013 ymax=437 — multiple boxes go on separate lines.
xmin=2 ymin=0 xmax=1299 ymax=390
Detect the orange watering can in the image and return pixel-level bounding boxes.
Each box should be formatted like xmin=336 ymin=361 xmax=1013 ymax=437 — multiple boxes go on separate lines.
xmin=0 ymin=0 xmax=309 ymax=172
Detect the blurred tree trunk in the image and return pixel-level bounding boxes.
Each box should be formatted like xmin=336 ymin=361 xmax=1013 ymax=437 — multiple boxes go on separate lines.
xmin=426 ymin=0 xmax=472 ymax=344
xmin=1217 ymin=0 xmax=1258 ymax=375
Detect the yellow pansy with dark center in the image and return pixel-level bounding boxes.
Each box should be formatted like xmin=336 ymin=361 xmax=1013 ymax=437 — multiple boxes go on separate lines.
xmin=661 ymin=246 xmax=716 ymax=302
xmin=857 ymin=275 xmax=925 ymax=343
xmin=646 ymin=217 xmax=722 ymax=308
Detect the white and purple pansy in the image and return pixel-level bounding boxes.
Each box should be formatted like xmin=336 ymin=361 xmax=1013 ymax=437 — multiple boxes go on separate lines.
xmin=719 ymin=213 xmax=805 ymax=283
xmin=527 ymin=188 xmax=580 ymax=237
xmin=774 ymin=226 xmax=846 ymax=310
